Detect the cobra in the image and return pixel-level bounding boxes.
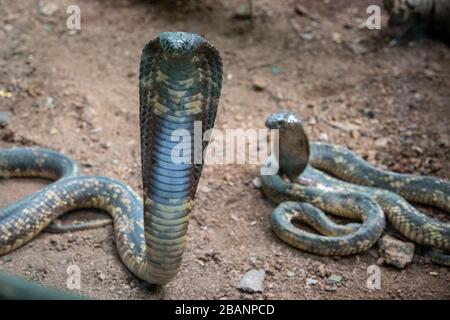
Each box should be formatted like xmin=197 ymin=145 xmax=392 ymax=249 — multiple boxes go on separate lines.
xmin=260 ymin=111 xmax=450 ymax=266
xmin=0 ymin=32 xmax=223 ymax=285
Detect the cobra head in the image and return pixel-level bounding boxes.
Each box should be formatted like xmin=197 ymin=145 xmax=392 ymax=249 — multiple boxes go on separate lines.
xmin=159 ymin=32 xmax=204 ymax=58
xmin=265 ymin=111 xmax=310 ymax=181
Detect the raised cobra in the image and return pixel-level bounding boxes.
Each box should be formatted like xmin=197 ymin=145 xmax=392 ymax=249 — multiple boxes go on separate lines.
xmin=261 ymin=111 xmax=450 ymax=265
xmin=0 ymin=32 xmax=223 ymax=285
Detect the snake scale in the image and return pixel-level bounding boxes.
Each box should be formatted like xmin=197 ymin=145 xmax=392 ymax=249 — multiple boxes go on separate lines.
xmin=0 ymin=32 xmax=223 ymax=285
xmin=261 ymin=112 xmax=450 ymax=266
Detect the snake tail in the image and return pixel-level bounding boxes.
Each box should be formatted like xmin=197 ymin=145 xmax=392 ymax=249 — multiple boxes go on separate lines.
xmin=138 ymin=32 xmax=223 ymax=284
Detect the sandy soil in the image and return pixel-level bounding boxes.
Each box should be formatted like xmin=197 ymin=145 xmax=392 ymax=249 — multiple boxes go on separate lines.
xmin=0 ymin=0 xmax=449 ymax=299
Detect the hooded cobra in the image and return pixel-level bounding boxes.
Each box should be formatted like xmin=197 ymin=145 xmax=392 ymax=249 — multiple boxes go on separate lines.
xmin=0 ymin=32 xmax=223 ymax=285
xmin=261 ymin=111 xmax=450 ymax=266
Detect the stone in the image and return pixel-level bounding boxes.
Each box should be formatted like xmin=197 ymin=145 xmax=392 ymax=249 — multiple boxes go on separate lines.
xmin=306 ymin=278 xmax=318 ymax=286
xmin=251 ymin=76 xmax=267 ymax=91
xmin=238 ymin=269 xmax=265 ymax=293
xmin=319 ymin=132 xmax=329 ymax=141
xmin=44 ymin=96 xmax=54 ymax=109
xmin=378 ymin=235 xmax=415 ymax=269
xmin=0 ymin=112 xmax=10 ymax=127
xmin=234 ymin=3 xmax=252 ymax=20
xmin=38 ymin=1 xmax=59 ymax=16
xmin=97 ymin=272 xmax=107 ymax=281
xmin=301 ymin=32 xmax=315 ymax=41
xmin=252 ymin=177 xmax=262 ymax=189
xmin=347 ymin=42 xmax=367 ymax=55
xmin=327 ymin=274 xmax=342 ymax=284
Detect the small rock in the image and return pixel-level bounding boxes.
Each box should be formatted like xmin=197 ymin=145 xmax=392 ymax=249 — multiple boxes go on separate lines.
xmin=347 ymin=42 xmax=367 ymax=55
xmin=251 ymin=76 xmax=267 ymax=91
xmin=129 ymin=279 xmax=139 ymax=288
xmin=97 ymin=272 xmax=107 ymax=281
xmin=248 ymin=256 xmax=258 ymax=267
xmin=429 ymin=272 xmax=438 ymax=276
xmin=437 ymin=135 xmax=449 ymax=148
xmin=327 ymin=274 xmax=342 ymax=284
xmin=308 ymin=116 xmax=317 ymax=125
xmin=350 ymin=129 xmax=360 ymax=140
xmin=294 ymin=4 xmax=309 ymax=16
xmin=252 ymin=177 xmax=262 ymax=189
xmin=378 ymin=235 xmax=415 ymax=269
xmin=286 ymin=271 xmax=295 ymax=278
xmin=200 ymin=185 xmax=212 ymax=193
xmin=238 ymin=269 xmax=265 ymax=293
xmin=306 ymin=278 xmax=318 ymax=286
xmin=271 ymin=65 xmax=282 ymax=75
xmin=414 ymin=93 xmax=423 ymax=102
xmin=375 ymin=137 xmax=389 ymax=147
xmin=332 ymin=32 xmax=342 ymax=44
xmin=317 ymin=264 xmax=327 ymax=278
xmin=319 ymin=132 xmax=329 ymax=141
xmin=38 ymin=1 xmax=59 ymax=16
xmin=423 ymin=69 xmax=435 ymax=79
xmin=44 ymin=96 xmax=54 ymax=109
xmin=0 ymin=112 xmax=10 ymax=127
xmin=233 ymin=3 xmax=252 ymax=20
xmin=367 ymin=150 xmax=377 ymax=163
xmin=100 ymin=141 xmax=112 ymax=150
xmin=323 ymin=285 xmax=337 ymax=292
xmin=301 ymin=32 xmax=315 ymax=41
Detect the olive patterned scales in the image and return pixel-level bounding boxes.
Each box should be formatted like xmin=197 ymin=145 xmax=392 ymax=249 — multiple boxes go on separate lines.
xmin=261 ymin=111 xmax=450 ymax=265
xmin=0 ymin=32 xmax=223 ymax=285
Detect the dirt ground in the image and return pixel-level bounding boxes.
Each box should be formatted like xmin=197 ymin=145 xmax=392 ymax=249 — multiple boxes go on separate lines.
xmin=0 ymin=0 xmax=449 ymax=299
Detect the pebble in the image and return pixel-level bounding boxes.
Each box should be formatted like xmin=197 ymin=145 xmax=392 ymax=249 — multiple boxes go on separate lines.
xmin=44 ymin=96 xmax=54 ymax=109
xmin=350 ymin=129 xmax=360 ymax=140
xmin=0 ymin=111 xmax=10 ymax=127
xmin=348 ymin=42 xmax=367 ymax=55
xmin=238 ymin=269 xmax=265 ymax=293
xmin=378 ymin=235 xmax=415 ymax=269
xmin=233 ymin=3 xmax=252 ymax=20
xmin=252 ymin=177 xmax=262 ymax=189
xmin=38 ymin=1 xmax=59 ymax=16
xmin=301 ymin=32 xmax=315 ymax=41
xmin=324 ymin=285 xmax=337 ymax=292
xmin=308 ymin=116 xmax=317 ymax=125
xmin=327 ymin=274 xmax=342 ymax=284
xmin=423 ymin=69 xmax=435 ymax=79
xmin=306 ymin=278 xmax=318 ymax=286
xmin=251 ymin=76 xmax=267 ymax=91
xmin=317 ymin=264 xmax=327 ymax=278
xmin=286 ymin=271 xmax=295 ymax=278
xmin=97 ymin=272 xmax=107 ymax=281
xmin=319 ymin=132 xmax=329 ymax=141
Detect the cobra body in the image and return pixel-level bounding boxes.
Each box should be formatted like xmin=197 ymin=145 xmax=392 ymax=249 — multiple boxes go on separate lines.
xmin=0 ymin=32 xmax=223 ymax=285
xmin=261 ymin=111 xmax=450 ymax=265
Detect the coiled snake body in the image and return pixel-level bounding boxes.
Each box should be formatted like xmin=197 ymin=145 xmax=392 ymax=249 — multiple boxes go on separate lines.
xmin=261 ymin=112 xmax=450 ymax=265
xmin=0 ymin=32 xmax=223 ymax=285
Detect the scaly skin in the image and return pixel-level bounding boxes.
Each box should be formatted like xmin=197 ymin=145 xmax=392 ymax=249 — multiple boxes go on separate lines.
xmin=261 ymin=111 xmax=450 ymax=266
xmin=0 ymin=32 xmax=223 ymax=286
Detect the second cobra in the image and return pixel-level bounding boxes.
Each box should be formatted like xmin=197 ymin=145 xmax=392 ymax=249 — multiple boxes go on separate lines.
xmin=261 ymin=111 xmax=450 ymax=266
